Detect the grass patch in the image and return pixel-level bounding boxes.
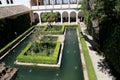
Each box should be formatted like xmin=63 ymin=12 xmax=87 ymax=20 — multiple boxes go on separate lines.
xmin=78 ymin=25 xmax=97 ymax=80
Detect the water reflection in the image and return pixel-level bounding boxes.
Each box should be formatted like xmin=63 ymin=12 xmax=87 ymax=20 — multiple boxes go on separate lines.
xmin=0 ymin=28 xmax=84 ymax=80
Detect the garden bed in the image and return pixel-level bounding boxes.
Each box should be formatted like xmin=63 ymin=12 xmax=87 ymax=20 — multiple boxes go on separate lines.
xmin=41 ymin=25 xmax=65 ymax=34
xmin=16 ymin=42 xmax=61 ymax=64
xmin=40 ymin=36 xmax=58 ymax=42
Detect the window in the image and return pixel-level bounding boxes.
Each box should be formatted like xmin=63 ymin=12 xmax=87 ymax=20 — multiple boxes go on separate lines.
xmin=63 ymin=0 xmax=68 ymax=4
xmin=70 ymin=0 xmax=76 ymax=4
xmin=0 ymin=0 xmax=2 ymax=4
xmin=10 ymin=0 xmax=13 ymax=4
xmin=6 ymin=0 xmax=9 ymax=4
xmin=38 ymin=2 xmax=40 ymax=5
xmin=50 ymin=0 xmax=54 ymax=5
xmin=56 ymin=0 xmax=61 ymax=4
xmin=44 ymin=0 xmax=49 ymax=5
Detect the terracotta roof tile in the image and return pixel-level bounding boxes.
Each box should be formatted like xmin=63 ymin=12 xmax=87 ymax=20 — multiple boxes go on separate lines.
xmin=0 ymin=5 xmax=31 ymax=19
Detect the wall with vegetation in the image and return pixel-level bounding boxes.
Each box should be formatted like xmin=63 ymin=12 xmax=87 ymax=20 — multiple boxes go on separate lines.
xmin=0 ymin=13 xmax=31 ymax=49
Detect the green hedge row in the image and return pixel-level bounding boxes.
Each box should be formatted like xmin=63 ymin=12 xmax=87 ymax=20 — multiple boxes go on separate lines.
xmin=17 ymin=42 xmax=61 ymax=64
xmin=78 ymin=25 xmax=97 ymax=80
xmin=41 ymin=25 xmax=65 ymax=34
xmin=0 ymin=26 xmax=35 ymax=57
xmin=65 ymin=24 xmax=78 ymax=27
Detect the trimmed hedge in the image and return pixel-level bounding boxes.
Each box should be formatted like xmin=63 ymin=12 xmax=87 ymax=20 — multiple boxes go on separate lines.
xmin=0 ymin=26 xmax=35 ymax=57
xmin=65 ymin=24 xmax=78 ymax=27
xmin=17 ymin=42 xmax=61 ymax=64
xmin=78 ymin=25 xmax=97 ymax=80
xmin=41 ymin=25 xmax=65 ymax=34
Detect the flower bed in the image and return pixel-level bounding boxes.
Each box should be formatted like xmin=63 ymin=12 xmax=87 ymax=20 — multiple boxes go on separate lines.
xmin=17 ymin=42 xmax=61 ymax=64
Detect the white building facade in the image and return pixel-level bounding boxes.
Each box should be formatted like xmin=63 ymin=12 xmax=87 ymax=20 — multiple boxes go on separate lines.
xmin=0 ymin=0 xmax=83 ymax=24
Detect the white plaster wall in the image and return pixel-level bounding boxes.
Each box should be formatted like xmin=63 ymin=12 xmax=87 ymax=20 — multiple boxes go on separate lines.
xmin=1 ymin=0 xmax=7 ymax=5
xmin=14 ymin=0 xmax=31 ymax=7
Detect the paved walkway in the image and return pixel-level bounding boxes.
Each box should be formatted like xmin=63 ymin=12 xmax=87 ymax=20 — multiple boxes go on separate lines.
xmin=80 ymin=22 xmax=115 ymax=80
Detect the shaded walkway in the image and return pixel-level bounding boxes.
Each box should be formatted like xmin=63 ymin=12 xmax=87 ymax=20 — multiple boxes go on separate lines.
xmin=80 ymin=22 xmax=115 ymax=80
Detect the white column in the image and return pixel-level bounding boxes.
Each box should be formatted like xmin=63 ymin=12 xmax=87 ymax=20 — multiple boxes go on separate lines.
xmin=36 ymin=0 xmax=38 ymax=8
xmin=68 ymin=12 xmax=70 ymax=23
xmin=44 ymin=0 xmax=47 ymax=9
xmin=60 ymin=0 xmax=62 ymax=8
xmin=61 ymin=12 xmax=63 ymax=24
xmin=68 ymin=0 xmax=70 ymax=8
xmin=52 ymin=0 xmax=54 ymax=9
xmin=76 ymin=12 xmax=78 ymax=24
xmin=77 ymin=0 xmax=78 ymax=7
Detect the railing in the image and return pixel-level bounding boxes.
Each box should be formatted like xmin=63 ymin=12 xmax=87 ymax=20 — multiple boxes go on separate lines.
xmin=31 ymin=4 xmax=78 ymax=10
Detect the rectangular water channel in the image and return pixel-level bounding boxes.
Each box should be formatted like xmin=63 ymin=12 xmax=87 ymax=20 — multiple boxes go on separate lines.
xmin=0 ymin=28 xmax=84 ymax=80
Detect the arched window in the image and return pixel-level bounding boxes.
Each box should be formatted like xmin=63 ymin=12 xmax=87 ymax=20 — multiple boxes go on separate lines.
xmin=6 ymin=0 xmax=9 ymax=4
xmin=10 ymin=0 xmax=13 ymax=4
xmin=70 ymin=0 xmax=76 ymax=4
xmin=63 ymin=0 xmax=68 ymax=4
xmin=50 ymin=0 xmax=55 ymax=5
xmin=56 ymin=0 xmax=61 ymax=4
xmin=44 ymin=0 xmax=49 ymax=5
xmin=0 ymin=0 xmax=2 ymax=4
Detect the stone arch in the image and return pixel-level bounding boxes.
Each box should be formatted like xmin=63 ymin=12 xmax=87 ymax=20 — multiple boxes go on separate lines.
xmin=62 ymin=11 xmax=68 ymax=22
xmin=70 ymin=11 xmax=76 ymax=22
xmin=34 ymin=13 xmax=39 ymax=24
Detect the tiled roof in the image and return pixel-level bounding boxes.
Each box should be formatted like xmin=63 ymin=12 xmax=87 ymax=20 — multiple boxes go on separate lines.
xmin=0 ymin=5 xmax=31 ymax=19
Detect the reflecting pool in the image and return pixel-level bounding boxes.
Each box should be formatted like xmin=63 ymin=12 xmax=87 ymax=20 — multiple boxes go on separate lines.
xmin=0 ymin=28 xmax=84 ymax=80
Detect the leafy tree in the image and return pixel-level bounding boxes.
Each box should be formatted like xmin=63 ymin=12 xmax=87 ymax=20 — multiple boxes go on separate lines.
xmin=83 ymin=0 xmax=120 ymax=77
xmin=41 ymin=12 xmax=58 ymax=27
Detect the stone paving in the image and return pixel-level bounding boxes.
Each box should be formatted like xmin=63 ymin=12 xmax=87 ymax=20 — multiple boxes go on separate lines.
xmin=80 ymin=22 xmax=115 ymax=80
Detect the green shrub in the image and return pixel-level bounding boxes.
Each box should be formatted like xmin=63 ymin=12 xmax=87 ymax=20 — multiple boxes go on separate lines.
xmin=41 ymin=25 xmax=65 ymax=34
xmin=65 ymin=24 xmax=78 ymax=27
xmin=78 ymin=25 xmax=97 ymax=80
xmin=0 ymin=26 xmax=34 ymax=57
xmin=17 ymin=42 xmax=61 ymax=64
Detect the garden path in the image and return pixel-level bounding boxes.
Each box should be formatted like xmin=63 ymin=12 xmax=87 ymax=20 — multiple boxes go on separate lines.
xmin=80 ymin=22 xmax=115 ymax=80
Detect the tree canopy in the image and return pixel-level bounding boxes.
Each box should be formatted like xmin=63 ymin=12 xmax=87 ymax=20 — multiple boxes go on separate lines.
xmin=83 ymin=0 xmax=120 ymax=78
xmin=41 ymin=12 xmax=58 ymax=23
